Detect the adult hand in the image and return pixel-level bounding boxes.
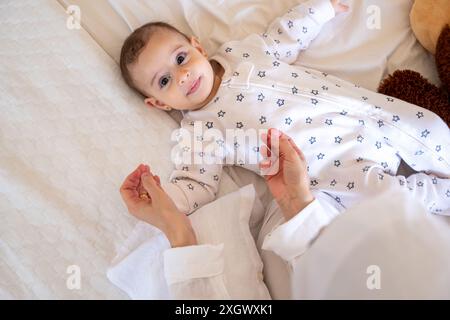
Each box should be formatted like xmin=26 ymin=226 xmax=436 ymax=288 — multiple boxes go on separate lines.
xmin=120 ymin=164 xmax=197 ymax=247
xmin=259 ymin=129 xmax=315 ymax=220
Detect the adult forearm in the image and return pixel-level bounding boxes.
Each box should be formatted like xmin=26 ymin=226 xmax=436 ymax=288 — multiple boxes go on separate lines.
xmin=165 ymin=214 xmax=198 ymax=248
xmin=277 ymin=189 xmax=315 ymax=220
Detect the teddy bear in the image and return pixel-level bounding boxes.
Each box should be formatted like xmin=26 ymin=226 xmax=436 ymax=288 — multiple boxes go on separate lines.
xmin=377 ymin=0 xmax=450 ymax=126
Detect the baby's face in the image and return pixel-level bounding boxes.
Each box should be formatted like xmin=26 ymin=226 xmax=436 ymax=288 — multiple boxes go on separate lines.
xmin=129 ymin=29 xmax=215 ymax=111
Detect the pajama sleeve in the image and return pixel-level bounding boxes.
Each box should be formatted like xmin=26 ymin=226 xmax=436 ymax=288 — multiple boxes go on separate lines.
xmin=260 ymin=0 xmax=336 ymax=64
xmin=262 ymin=191 xmax=344 ymax=262
xmin=162 ymin=119 xmax=225 ymax=215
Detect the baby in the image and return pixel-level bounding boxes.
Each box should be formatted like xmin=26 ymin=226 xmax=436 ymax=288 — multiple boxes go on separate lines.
xmin=120 ymin=0 xmax=450 ymax=247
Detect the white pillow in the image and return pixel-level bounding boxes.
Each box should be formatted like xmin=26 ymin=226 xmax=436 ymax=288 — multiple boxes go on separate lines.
xmin=65 ymin=0 xmax=438 ymax=90
xmin=107 ymin=184 xmax=270 ymax=299
xmin=176 ymin=0 xmax=437 ymax=90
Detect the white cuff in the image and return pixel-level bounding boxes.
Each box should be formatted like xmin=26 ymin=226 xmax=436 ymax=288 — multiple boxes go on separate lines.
xmin=262 ymin=192 xmax=341 ymax=261
xmin=163 ymin=244 xmax=225 ymax=286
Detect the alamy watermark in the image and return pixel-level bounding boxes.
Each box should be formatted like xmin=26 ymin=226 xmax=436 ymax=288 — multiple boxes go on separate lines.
xmin=66 ymin=264 xmax=81 ymax=290
xmin=366 ymin=265 xmax=381 ymax=290
xmin=366 ymin=5 xmax=381 ymax=30
xmin=170 ymin=122 xmax=280 ymax=175
xmin=66 ymin=5 xmax=81 ymax=30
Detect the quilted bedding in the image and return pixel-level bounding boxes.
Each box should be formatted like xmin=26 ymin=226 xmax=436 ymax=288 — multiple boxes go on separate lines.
xmin=0 ymin=0 xmax=238 ymax=299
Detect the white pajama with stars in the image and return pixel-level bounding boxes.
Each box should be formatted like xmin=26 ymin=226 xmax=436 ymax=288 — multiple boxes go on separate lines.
xmin=163 ymin=0 xmax=450 ymax=253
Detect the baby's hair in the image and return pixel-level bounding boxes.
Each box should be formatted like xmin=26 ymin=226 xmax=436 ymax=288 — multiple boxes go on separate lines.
xmin=119 ymin=21 xmax=190 ymax=97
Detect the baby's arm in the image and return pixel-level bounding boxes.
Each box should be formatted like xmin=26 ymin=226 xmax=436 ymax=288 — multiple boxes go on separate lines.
xmin=162 ymin=119 xmax=224 ymax=215
xmin=260 ymin=0 xmax=347 ymax=64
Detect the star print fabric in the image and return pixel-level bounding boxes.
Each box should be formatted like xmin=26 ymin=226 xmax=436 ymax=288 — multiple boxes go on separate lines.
xmin=163 ymin=0 xmax=450 ymax=224
xmin=261 ymin=0 xmax=336 ymax=64
xmin=162 ymin=117 xmax=225 ymax=215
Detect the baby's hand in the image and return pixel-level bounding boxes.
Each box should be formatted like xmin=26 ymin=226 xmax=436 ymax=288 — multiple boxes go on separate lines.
xmin=331 ymin=0 xmax=349 ymax=14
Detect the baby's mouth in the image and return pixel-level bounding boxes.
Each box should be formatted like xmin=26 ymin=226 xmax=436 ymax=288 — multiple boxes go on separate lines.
xmin=187 ymin=77 xmax=201 ymax=96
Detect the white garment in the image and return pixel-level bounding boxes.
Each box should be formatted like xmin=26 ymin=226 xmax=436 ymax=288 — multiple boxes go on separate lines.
xmin=163 ymin=0 xmax=450 ymax=254
xmin=163 ymin=188 xmax=450 ymax=299
xmin=292 ymin=190 xmax=450 ymax=299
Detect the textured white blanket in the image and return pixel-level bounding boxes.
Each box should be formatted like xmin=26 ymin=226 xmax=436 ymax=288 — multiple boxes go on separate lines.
xmin=0 ymin=0 xmax=238 ymax=299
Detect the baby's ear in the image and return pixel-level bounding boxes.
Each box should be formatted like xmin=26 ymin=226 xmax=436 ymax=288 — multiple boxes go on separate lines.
xmin=144 ymin=97 xmax=172 ymax=111
xmin=190 ymin=36 xmax=208 ymax=58
xmin=144 ymin=97 xmax=156 ymax=109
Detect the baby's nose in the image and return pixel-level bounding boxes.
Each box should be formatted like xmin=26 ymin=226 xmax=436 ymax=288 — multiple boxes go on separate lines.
xmin=178 ymin=69 xmax=190 ymax=86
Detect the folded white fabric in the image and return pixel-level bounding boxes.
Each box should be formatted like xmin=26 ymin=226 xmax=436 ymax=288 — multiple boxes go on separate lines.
xmin=107 ymin=184 xmax=270 ymax=299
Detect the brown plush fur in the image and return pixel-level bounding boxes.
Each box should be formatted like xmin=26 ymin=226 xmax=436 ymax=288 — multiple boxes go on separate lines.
xmin=436 ymin=25 xmax=450 ymax=93
xmin=378 ymin=25 xmax=450 ymax=126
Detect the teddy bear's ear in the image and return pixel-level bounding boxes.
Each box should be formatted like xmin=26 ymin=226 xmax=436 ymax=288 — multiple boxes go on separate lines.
xmin=410 ymin=0 xmax=450 ymax=55
xmin=436 ymin=25 xmax=450 ymax=93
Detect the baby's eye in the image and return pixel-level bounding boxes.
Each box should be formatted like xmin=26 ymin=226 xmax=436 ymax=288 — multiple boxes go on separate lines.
xmin=159 ymin=75 xmax=171 ymax=88
xmin=176 ymin=52 xmax=187 ymax=65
